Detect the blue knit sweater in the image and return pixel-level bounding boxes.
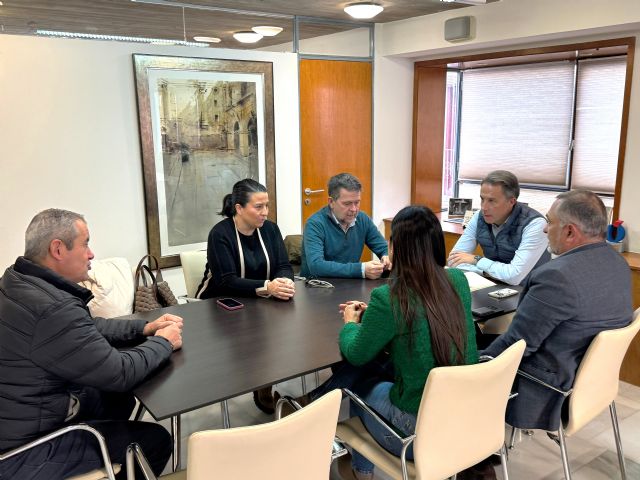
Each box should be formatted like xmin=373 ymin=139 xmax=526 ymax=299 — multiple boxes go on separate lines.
xmin=300 ymin=206 xmax=388 ymax=278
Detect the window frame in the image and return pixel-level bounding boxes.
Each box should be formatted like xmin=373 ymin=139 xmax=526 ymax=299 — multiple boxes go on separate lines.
xmin=411 ymin=37 xmax=635 ymax=220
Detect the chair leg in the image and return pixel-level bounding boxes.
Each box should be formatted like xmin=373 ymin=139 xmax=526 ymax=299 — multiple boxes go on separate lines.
xmin=500 ymin=443 xmax=509 ymax=480
xmin=315 ymin=370 xmax=320 ymax=388
xmin=171 ymin=415 xmax=181 ymax=472
xmin=133 ymin=400 xmax=146 ymax=421
xmin=557 ymin=427 xmax=572 ymax=480
xmin=508 ymin=425 xmax=518 ymax=449
xmin=301 ymin=375 xmax=308 ymax=394
xmin=220 ymin=400 xmax=231 ymax=429
xmin=609 ymin=401 xmax=628 ymax=480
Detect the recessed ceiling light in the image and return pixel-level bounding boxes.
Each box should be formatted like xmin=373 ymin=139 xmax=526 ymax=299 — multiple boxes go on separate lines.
xmin=344 ymin=2 xmax=384 ymax=19
xmin=233 ymin=31 xmax=263 ymax=43
xmin=251 ymin=26 xmax=283 ymax=37
xmin=194 ymin=36 xmax=221 ymax=43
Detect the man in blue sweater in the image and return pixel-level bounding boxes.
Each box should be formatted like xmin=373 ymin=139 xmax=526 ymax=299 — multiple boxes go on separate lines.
xmin=301 ymin=173 xmax=389 ymax=279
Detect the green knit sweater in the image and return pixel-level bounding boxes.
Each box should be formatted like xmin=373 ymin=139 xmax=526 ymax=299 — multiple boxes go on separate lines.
xmin=339 ymin=268 xmax=478 ymax=414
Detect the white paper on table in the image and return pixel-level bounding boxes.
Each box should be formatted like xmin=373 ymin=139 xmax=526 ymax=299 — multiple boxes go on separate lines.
xmin=463 ymin=271 xmax=496 ymax=292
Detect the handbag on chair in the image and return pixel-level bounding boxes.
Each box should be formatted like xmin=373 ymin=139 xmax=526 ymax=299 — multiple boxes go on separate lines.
xmin=133 ymin=255 xmax=178 ymax=313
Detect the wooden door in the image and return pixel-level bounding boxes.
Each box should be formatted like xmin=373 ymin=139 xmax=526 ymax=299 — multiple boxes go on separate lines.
xmin=299 ymin=59 xmax=372 ymax=226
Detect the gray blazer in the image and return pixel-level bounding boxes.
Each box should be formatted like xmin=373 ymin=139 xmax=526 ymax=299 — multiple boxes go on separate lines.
xmin=483 ymin=242 xmax=632 ymax=430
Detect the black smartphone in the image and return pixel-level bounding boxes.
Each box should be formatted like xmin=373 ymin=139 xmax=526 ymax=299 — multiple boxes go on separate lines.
xmin=216 ymin=298 xmax=244 ymax=311
xmin=472 ymin=305 xmax=504 ymax=320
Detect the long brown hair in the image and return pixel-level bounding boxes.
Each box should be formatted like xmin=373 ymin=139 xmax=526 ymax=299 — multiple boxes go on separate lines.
xmin=389 ymin=205 xmax=467 ymax=366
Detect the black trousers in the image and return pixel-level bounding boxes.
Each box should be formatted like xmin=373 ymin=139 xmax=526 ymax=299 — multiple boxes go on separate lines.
xmin=0 ymin=390 xmax=172 ymax=480
xmin=308 ymin=351 xmax=395 ymax=402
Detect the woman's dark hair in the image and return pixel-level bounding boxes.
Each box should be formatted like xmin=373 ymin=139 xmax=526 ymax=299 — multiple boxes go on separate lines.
xmin=390 ymin=205 xmax=467 ymax=366
xmin=219 ymin=178 xmax=267 ymax=218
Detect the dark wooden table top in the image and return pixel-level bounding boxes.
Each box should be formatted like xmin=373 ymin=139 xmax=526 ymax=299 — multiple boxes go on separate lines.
xmin=129 ymin=277 xmax=521 ymax=420
xmin=130 ymin=278 xmax=383 ymax=420
xmin=471 ymin=284 xmax=522 ymax=315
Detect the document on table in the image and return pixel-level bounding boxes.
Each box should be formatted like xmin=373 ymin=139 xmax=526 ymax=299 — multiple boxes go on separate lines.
xmin=463 ymin=271 xmax=496 ymax=292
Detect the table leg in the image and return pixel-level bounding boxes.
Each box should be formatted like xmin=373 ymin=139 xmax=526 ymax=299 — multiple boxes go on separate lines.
xmin=171 ymin=414 xmax=181 ymax=472
xmin=221 ymin=400 xmax=231 ymax=429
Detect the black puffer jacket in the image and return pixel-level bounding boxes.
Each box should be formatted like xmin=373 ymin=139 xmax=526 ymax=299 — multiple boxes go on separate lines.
xmin=0 ymin=257 xmax=173 ymax=451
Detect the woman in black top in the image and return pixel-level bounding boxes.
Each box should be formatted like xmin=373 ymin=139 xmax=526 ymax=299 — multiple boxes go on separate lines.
xmin=196 ymin=179 xmax=295 ymax=300
xmin=195 ymin=178 xmax=295 ymax=413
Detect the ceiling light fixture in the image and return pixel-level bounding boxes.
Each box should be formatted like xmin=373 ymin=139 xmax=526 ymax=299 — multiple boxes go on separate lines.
xmin=344 ymin=2 xmax=384 ymax=19
xmin=193 ymin=36 xmax=221 ymax=43
xmin=233 ymin=31 xmax=263 ymax=43
xmin=251 ymin=26 xmax=283 ymax=37
xmin=36 ymin=30 xmax=208 ymax=47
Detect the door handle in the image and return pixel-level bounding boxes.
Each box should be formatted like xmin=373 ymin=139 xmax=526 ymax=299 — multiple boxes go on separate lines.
xmin=304 ymin=188 xmax=325 ymax=196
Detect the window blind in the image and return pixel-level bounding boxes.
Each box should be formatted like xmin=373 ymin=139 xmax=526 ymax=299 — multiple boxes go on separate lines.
xmin=457 ymin=61 xmax=575 ymax=186
xmin=572 ymin=57 xmax=626 ymax=194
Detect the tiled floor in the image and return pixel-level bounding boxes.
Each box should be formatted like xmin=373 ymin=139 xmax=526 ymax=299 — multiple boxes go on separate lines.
xmin=151 ymin=373 xmax=640 ymax=479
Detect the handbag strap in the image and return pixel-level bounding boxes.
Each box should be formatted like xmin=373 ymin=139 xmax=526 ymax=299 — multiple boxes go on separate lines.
xmin=135 ymin=255 xmax=162 ymax=289
xmin=146 ymin=254 xmax=165 ymax=283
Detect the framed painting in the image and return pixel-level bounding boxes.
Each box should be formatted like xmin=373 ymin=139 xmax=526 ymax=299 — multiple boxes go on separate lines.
xmin=133 ymin=54 xmax=276 ymax=268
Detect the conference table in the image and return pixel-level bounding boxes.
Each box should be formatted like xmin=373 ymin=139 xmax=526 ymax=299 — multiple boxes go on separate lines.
xmin=127 ymin=277 xmax=520 ymax=470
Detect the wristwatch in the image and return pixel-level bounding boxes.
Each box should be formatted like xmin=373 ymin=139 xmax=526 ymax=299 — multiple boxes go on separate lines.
xmin=473 ymin=255 xmax=482 ymax=264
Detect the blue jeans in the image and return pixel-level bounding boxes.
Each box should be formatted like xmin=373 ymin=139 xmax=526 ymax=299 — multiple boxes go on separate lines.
xmin=350 ymin=382 xmax=417 ymax=475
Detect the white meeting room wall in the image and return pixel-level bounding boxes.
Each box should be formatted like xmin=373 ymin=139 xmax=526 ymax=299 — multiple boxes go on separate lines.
xmin=0 ymin=35 xmax=301 ymax=295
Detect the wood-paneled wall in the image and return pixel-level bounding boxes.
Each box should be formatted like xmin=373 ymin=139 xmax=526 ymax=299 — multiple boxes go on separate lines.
xmin=411 ymin=66 xmax=446 ymax=211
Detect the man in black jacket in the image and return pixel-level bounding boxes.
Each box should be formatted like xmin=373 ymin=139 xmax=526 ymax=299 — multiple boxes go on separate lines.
xmin=0 ymin=209 xmax=183 ymax=479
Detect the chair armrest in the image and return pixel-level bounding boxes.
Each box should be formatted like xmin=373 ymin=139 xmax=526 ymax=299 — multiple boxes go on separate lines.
xmin=478 ymin=355 xmax=494 ymax=363
xmin=0 ymin=424 xmax=118 ymax=480
xmin=275 ymin=395 xmax=303 ymax=420
xmin=342 ymin=389 xmax=416 ymax=447
xmin=516 ymin=369 xmax=572 ymax=397
xmin=126 ymin=443 xmax=158 ymax=480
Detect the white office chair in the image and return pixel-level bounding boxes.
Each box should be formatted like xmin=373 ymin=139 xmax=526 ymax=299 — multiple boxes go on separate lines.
xmin=179 ymin=250 xmax=207 ymax=300
xmin=0 ymin=424 xmax=120 ymax=480
xmin=126 ymin=389 xmax=342 ymax=480
xmin=510 ymin=309 xmax=640 ymax=480
xmin=335 ymin=340 xmax=526 ymax=480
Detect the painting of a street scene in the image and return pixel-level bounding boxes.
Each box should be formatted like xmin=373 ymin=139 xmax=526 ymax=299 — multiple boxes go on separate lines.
xmin=156 ymin=77 xmax=260 ymax=247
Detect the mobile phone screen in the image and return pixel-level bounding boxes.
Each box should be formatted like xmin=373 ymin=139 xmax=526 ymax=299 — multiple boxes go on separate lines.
xmin=217 ymin=298 xmax=243 ymax=309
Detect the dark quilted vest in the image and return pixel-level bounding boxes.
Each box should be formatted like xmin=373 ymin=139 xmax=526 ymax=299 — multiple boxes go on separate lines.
xmin=476 ymin=202 xmax=550 ymax=268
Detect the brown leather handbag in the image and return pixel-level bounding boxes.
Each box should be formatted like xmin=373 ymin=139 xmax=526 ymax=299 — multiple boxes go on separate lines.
xmin=134 ymin=254 xmax=178 ymax=313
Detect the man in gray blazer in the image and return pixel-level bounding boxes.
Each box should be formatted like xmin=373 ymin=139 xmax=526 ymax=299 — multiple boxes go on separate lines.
xmin=482 ymin=190 xmax=632 ymax=431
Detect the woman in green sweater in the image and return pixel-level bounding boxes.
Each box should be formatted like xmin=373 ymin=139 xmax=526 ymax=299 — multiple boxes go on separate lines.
xmin=338 ymin=205 xmax=478 ymax=480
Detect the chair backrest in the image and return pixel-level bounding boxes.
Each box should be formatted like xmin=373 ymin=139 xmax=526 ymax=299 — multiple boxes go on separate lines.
xmin=185 ymin=389 xmax=341 ymax=480
xmin=283 ymin=234 xmax=303 ymax=265
xmin=565 ymin=308 xmax=640 ymax=436
xmin=413 ymin=340 xmax=526 ymax=480
xmin=179 ymin=250 xmax=208 ymax=298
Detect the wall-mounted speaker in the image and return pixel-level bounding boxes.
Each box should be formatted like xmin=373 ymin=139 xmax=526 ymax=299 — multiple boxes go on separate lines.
xmin=444 ymin=16 xmax=473 ymax=42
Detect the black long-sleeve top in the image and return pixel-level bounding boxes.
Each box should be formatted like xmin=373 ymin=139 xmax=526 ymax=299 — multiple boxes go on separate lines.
xmin=196 ymin=217 xmax=293 ymax=299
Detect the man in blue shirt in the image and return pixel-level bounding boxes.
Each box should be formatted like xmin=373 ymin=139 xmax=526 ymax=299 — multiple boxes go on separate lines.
xmin=448 ymin=170 xmax=549 ymax=285
xmin=301 ymin=173 xmax=390 ymax=279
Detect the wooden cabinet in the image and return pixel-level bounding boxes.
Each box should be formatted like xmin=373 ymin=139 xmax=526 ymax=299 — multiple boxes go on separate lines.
xmin=620 ymin=252 xmax=640 ymax=386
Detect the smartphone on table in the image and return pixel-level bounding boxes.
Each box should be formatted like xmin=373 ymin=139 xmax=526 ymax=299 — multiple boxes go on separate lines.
xmin=216 ymin=298 xmax=244 ymax=311
xmin=488 ymin=288 xmax=519 ymax=299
